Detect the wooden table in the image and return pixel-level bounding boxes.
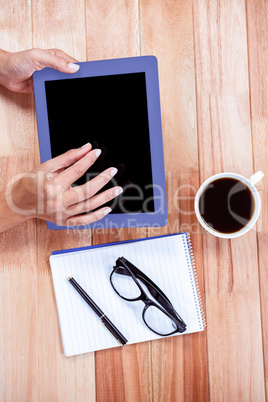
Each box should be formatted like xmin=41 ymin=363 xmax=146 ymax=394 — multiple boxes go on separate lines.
xmin=0 ymin=1 xmax=267 ymax=401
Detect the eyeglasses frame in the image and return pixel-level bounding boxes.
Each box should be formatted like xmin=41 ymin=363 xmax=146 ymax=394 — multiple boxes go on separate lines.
xmin=110 ymin=256 xmax=187 ymax=336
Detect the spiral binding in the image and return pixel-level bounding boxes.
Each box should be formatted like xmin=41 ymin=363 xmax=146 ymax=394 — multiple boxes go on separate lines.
xmin=182 ymin=233 xmax=206 ymax=329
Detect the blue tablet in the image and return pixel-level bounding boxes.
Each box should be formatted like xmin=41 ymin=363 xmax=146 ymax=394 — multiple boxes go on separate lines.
xmin=33 ymin=56 xmax=167 ymax=230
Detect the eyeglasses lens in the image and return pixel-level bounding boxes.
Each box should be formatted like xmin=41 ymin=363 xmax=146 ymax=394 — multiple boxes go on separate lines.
xmin=144 ymin=305 xmax=177 ymax=335
xmin=111 ymin=266 xmax=141 ymax=300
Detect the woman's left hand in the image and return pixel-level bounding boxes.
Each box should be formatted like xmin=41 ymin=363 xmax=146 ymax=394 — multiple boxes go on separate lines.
xmin=0 ymin=48 xmax=80 ymax=93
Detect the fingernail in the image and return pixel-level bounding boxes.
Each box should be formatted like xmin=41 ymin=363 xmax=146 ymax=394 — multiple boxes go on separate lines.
xmin=95 ymin=149 xmax=102 ymax=157
xmin=103 ymin=207 xmax=112 ymax=215
xmin=81 ymin=142 xmax=90 ymax=148
xmin=68 ymin=63 xmax=80 ymax=71
xmin=114 ymin=187 xmax=123 ymax=196
xmin=110 ymin=168 xmax=118 ymax=177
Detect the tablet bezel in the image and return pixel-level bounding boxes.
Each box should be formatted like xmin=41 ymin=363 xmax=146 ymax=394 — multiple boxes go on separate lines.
xmin=33 ymin=56 xmax=167 ymax=230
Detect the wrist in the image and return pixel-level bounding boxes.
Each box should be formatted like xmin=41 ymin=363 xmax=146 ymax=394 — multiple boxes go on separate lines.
xmin=0 ymin=189 xmax=29 ymax=233
xmin=7 ymin=175 xmax=38 ymax=219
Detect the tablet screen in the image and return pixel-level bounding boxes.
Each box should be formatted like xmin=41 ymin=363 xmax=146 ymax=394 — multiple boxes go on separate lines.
xmin=45 ymin=72 xmax=154 ymax=214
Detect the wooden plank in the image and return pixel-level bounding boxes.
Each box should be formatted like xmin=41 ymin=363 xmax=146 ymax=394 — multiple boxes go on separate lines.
xmin=246 ymin=0 xmax=268 ymax=397
xmin=0 ymin=1 xmax=37 ymax=400
xmin=32 ymin=0 xmax=87 ymax=61
xmin=85 ymin=0 xmax=140 ymax=61
xmin=0 ymin=0 xmax=32 ymax=53
xmin=0 ymin=265 xmax=37 ymax=402
xmin=139 ymin=0 xmax=209 ymax=400
xmin=84 ymin=1 xmax=155 ymax=401
xmin=193 ymin=0 xmax=265 ymax=400
xmin=32 ymin=1 xmax=95 ymax=400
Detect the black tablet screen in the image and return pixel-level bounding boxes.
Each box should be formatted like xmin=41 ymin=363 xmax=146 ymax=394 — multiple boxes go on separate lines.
xmin=45 ymin=72 xmax=154 ymax=213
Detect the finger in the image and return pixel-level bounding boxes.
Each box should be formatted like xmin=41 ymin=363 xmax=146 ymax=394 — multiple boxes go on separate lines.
xmin=66 ymin=207 xmax=112 ymax=227
xmin=65 ymin=167 xmax=118 ymax=205
xmin=31 ymin=48 xmax=80 ymax=73
xmin=55 ymin=148 xmax=102 ymax=188
xmin=67 ymin=186 xmax=123 ymax=216
xmin=41 ymin=143 xmax=92 ymax=173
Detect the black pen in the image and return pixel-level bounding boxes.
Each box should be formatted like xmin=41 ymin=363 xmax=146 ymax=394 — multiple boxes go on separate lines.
xmin=67 ymin=276 xmax=128 ymax=346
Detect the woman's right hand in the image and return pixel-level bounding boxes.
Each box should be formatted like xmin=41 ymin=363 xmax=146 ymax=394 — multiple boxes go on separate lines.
xmin=5 ymin=143 xmax=123 ymax=227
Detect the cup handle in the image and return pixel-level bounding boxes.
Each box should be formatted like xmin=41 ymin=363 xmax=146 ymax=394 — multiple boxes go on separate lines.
xmin=249 ymin=170 xmax=264 ymax=186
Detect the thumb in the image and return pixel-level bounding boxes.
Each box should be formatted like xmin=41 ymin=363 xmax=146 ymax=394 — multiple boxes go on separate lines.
xmin=32 ymin=48 xmax=80 ymax=74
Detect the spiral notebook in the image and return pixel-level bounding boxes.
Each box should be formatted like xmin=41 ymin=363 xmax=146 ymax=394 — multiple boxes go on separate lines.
xmin=49 ymin=233 xmax=206 ymax=357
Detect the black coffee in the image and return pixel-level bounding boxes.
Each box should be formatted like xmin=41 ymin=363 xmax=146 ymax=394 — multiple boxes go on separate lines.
xmin=199 ymin=178 xmax=255 ymax=234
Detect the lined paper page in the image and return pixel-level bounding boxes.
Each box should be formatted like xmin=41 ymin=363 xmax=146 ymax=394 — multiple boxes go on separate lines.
xmin=49 ymin=233 xmax=204 ymax=356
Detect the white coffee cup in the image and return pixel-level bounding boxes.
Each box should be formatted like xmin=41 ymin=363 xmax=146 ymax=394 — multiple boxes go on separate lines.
xmin=194 ymin=171 xmax=264 ymax=239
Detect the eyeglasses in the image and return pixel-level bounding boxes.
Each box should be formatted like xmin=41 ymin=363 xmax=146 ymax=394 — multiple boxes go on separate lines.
xmin=110 ymin=256 xmax=187 ymax=336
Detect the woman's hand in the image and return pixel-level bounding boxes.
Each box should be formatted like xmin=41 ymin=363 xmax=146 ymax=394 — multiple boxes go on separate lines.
xmin=0 ymin=143 xmax=122 ymax=232
xmin=0 ymin=48 xmax=79 ymax=93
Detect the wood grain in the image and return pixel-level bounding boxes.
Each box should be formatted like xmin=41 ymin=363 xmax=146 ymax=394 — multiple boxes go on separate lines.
xmin=140 ymin=0 xmax=209 ymax=400
xmin=83 ymin=2 xmax=154 ymax=401
xmin=246 ymin=0 xmax=268 ymax=398
xmin=0 ymin=0 xmax=37 ymax=400
xmin=85 ymin=0 xmax=140 ymax=61
xmin=32 ymin=1 xmax=95 ymax=401
xmin=193 ymin=0 xmax=265 ymax=400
